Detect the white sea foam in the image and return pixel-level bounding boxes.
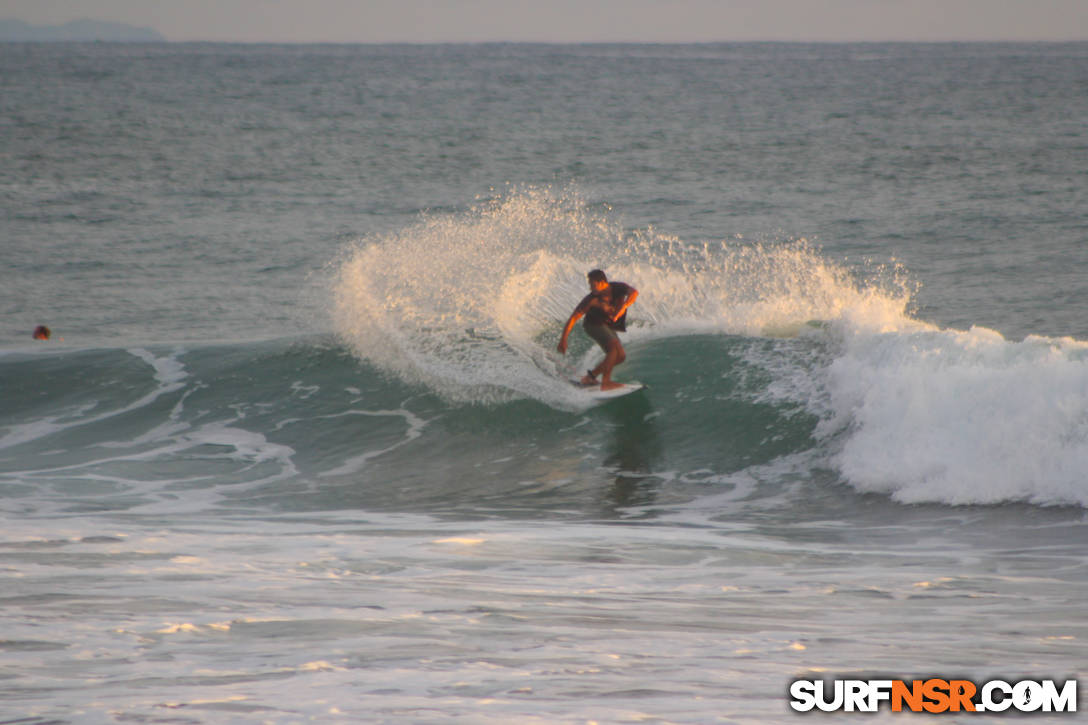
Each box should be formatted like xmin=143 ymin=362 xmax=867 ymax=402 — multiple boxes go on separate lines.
xmin=820 ymin=322 xmax=1088 ymax=507
xmin=315 ymin=407 xmax=429 ymax=477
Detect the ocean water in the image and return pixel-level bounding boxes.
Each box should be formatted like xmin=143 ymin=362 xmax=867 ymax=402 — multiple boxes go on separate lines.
xmin=2 ymin=42 xmax=1088 ymax=723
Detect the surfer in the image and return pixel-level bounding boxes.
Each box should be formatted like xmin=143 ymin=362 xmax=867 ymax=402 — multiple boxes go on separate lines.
xmin=557 ymin=269 xmax=638 ymax=391
xmin=32 ymin=325 xmax=51 ymax=340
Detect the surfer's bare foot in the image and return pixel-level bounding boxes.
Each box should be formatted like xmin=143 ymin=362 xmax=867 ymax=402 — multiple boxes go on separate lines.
xmin=600 ymin=380 xmax=623 ymax=391
xmin=580 ymin=373 xmax=598 ymax=385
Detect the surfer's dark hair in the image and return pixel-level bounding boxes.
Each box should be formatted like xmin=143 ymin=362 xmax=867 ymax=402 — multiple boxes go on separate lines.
xmin=587 ymin=269 xmax=607 ymax=284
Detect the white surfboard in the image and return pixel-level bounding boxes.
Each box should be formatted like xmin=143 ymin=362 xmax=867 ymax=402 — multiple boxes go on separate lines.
xmin=570 ymin=379 xmax=647 ymax=401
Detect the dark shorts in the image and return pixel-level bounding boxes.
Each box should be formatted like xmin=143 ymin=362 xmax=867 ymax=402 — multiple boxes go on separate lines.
xmin=584 ymin=323 xmax=619 ymax=351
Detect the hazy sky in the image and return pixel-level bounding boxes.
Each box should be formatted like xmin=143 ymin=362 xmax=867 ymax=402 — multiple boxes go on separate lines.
xmin=5 ymin=0 xmax=1087 ymax=43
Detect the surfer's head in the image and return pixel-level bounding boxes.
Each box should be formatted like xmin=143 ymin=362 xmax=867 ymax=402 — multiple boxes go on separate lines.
xmin=32 ymin=325 xmax=50 ymax=340
xmin=587 ymin=269 xmax=608 ymax=292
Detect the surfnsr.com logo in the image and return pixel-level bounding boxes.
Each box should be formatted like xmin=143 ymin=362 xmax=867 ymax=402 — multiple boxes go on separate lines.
xmin=789 ymin=678 xmax=1078 ymax=714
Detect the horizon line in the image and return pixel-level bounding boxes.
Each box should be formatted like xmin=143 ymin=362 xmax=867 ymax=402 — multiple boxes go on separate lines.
xmin=5 ymin=37 xmax=1088 ymax=45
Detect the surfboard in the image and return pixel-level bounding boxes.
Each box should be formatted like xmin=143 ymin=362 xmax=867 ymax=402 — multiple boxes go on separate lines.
xmin=570 ymin=379 xmax=647 ymax=401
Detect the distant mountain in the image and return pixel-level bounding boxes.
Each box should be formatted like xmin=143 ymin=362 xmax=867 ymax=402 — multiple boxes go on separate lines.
xmin=0 ymin=18 xmax=166 ymax=42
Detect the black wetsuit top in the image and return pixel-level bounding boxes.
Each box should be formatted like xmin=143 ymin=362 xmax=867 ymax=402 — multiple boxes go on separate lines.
xmin=575 ymin=282 xmax=633 ymax=332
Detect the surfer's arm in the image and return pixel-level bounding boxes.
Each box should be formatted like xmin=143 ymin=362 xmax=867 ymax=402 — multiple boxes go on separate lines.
xmin=557 ymin=309 xmax=584 ymax=354
xmin=611 ymin=287 xmax=638 ymax=322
